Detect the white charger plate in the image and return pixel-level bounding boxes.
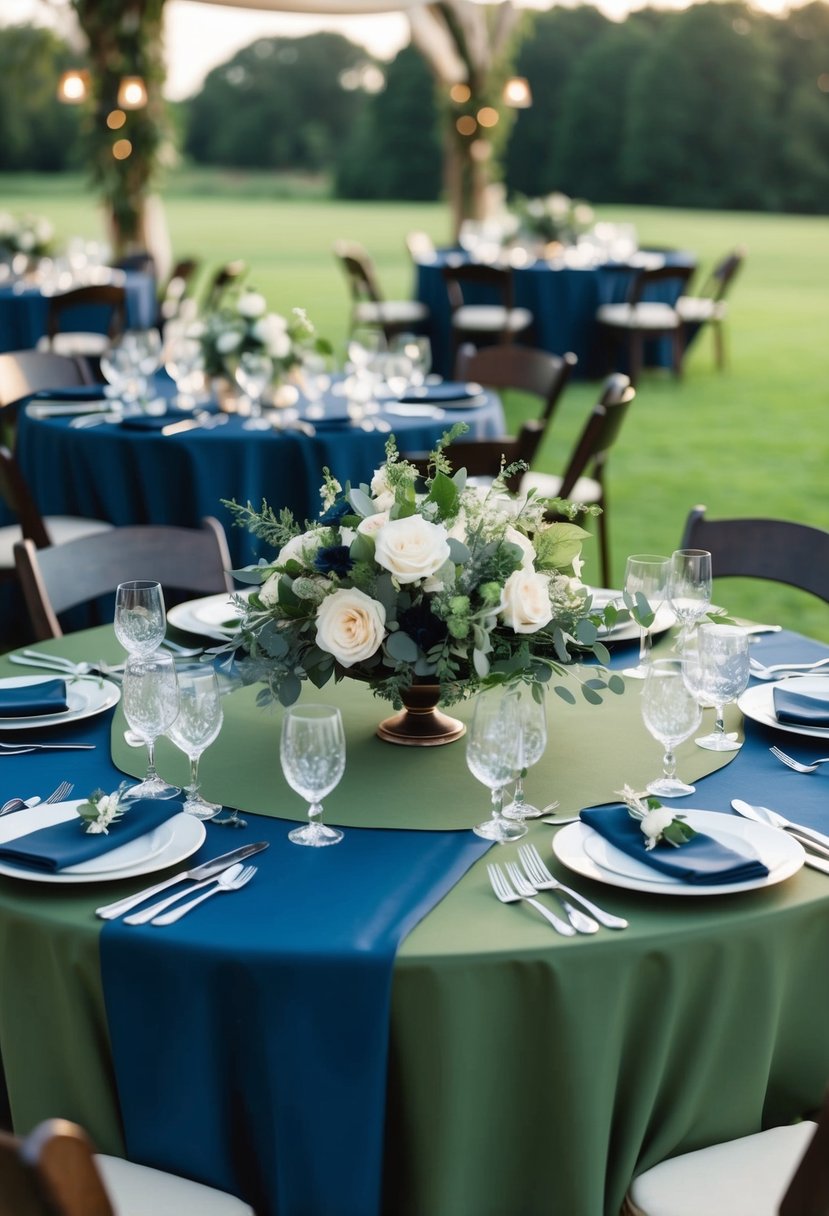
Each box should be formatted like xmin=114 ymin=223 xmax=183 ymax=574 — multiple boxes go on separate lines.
xmin=167 ymin=591 xmax=250 ymax=641
xmin=553 ymin=808 xmax=804 ymax=896
xmin=0 ymin=801 xmax=205 ymax=885
xmin=0 ymin=675 xmax=120 ymax=731
xmin=738 ymin=676 xmax=829 ymax=741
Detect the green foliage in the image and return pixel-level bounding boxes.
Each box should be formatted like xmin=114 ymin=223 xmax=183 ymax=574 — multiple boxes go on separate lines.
xmin=0 ymin=26 xmax=85 ymax=172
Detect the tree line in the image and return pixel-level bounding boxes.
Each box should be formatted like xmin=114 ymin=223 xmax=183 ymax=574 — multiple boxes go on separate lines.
xmin=2 ymin=1 xmax=828 ymax=214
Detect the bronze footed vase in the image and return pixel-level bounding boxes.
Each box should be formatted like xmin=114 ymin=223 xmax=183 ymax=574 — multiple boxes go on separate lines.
xmin=376 ymin=683 xmax=465 ymax=747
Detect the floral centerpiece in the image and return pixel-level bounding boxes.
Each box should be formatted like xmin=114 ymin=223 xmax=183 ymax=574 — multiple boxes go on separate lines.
xmin=192 ymin=288 xmax=331 ymax=385
xmin=0 ymin=211 xmax=55 ymax=261
xmin=224 ymin=431 xmax=625 ymax=745
xmin=512 ymin=192 xmax=594 ymax=248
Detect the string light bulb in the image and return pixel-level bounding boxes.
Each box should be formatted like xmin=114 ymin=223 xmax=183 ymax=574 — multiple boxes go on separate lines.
xmin=57 ymin=69 xmax=90 ymax=104
xmin=117 ymin=76 xmax=148 ymax=110
xmin=502 ymin=76 xmax=532 ymax=109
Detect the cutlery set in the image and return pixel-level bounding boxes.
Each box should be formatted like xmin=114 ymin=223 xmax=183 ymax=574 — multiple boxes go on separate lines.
xmin=488 ymin=842 xmax=628 ymax=936
xmin=8 ymin=649 xmax=125 ymax=681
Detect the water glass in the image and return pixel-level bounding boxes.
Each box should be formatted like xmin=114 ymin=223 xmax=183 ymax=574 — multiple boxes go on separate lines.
xmin=669 ymin=549 xmax=712 ymax=646
xmin=685 ymin=623 xmax=750 ymax=751
xmin=467 ymin=689 xmax=526 ymax=842
xmin=622 ymin=553 xmax=671 ymax=679
xmin=502 ymin=690 xmax=548 ymax=819
xmin=166 ymin=670 xmax=223 ymax=819
xmin=280 ymin=704 xmax=346 ymax=847
xmin=114 ymin=580 xmax=166 ymax=657
xmin=641 ymin=659 xmax=702 ymax=797
xmin=235 ymin=351 xmax=273 ymax=431
xmin=122 ymin=654 xmax=181 ymax=799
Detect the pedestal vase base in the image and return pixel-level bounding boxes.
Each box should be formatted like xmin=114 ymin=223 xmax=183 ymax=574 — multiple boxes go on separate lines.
xmin=376 ymin=684 xmax=466 ymax=747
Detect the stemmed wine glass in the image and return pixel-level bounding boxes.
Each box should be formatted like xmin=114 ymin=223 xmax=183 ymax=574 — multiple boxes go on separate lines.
xmin=467 ymin=689 xmax=526 ymax=842
xmin=163 ymin=327 xmax=205 ymax=411
xmin=114 ymin=580 xmax=166 ymax=657
xmin=390 ymin=333 xmax=432 ymax=388
xmin=502 ymin=690 xmax=548 ymax=820
xmin=280 ymin=704 xmax=346 ymax=846
xmin=641 ymin=658 xmax=702 ymax=797
xmin=235 ymin=351 xmax=273 ymax=431
xmin=622 ymin=554 xmax=671 ymax=679
xmin=121 ymin=653 xmax=181 ymax=799
xmin=165 ymin=669 xmax=223 ymax=819
xmin=684 ymin=623 xmax=750 ymax=752
xmin=668 ymin=549 xmax=712 ymax=647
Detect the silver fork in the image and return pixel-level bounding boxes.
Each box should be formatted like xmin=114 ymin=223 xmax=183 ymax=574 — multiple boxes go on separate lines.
xmin=749 ymin=657 xmax=829 ymax=680
xmin=769 ymin=746 xmax=829 ymax=775
xmin=487 ymin=862 xmax=575 ymax=937
xmin=518 ymin=843 xmax=629 ymax=930
xmin=150 ymin=864 xmax=257 ymax=925
xmin=45 ymin=780 xmax=74 ymax=804
xmin=505 ymin=861 xmax=599 ymax=934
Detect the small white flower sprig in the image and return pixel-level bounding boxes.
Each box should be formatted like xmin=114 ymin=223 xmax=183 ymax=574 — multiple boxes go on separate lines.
xmin=616 ymin=785 xmax=697 ymax=851
xmin=77 ymin=788 xmax=125 ymax=835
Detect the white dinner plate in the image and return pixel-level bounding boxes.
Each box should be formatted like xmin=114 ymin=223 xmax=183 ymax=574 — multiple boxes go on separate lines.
xmin=0 ymin=802 xmax=205 ymax=885
xmin=0 ymin=675 xmax=120 ymax=731
xmin=738 ymin=676 xmax=829 ymax=740
xmin=167 ymin=590 xmax=250 ymax=641
xmin=553 ymin=808 xmax=804 ymax=896
xmin=587 ymin=588 xmax=676 ymax=643
xmin=25 ymin=401 xmax=111 ymax=419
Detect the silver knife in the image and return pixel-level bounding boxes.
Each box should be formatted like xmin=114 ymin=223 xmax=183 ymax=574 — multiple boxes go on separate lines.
xmin=95 ymin=840 xmax=268 ymax=919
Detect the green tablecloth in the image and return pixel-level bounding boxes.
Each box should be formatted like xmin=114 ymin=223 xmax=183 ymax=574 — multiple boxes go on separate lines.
xmin=2 ymin=628 xmax=829 ymax=1216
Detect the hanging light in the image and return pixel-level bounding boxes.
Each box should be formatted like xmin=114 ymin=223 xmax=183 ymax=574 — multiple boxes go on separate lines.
xmin=502 ymin=76 xmax=532 ymax=109
xmin=117 ymin=76 xmax=148 ymax=110
xmin=57 ymin=69 xmax=90 ymax=104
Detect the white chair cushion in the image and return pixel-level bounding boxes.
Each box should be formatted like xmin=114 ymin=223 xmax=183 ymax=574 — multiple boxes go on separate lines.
xmin=628 ymin=1120 xmax=816 ymax=1216
xmin=353 ymin=300 xmax=429 ymax=325
xmin=96 ymin=1154 xmax=255 ymax=1216
xmin=596 ymin=302 xmax=680 ymax=330
xmin=0 ymin=518 xmax=113 ymax=571
xmin=452 ymin=305 xmax=533 ymax=334
xmin=520 ymin=470 xmax=601 ymax=505
xmin=36 ymin=332 xmax=111 ymax=356
xmin=675 ymin=295 xmax=727 ymax=322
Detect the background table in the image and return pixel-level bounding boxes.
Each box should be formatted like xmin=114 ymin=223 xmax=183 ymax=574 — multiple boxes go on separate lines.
xmin=15 ymin=389 xmax=505 ymax=566
xmin=417 ymin=249 xmax=697 ymax=379
xmin=0 ymin=271 xmax=157 ymax=353
xmin=1 ymin=627 xmax=829 ymax=1215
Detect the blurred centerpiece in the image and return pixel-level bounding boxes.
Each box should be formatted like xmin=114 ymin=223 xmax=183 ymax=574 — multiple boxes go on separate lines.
xmin=0 ymin=211 xmax=56 ymax=272
xmin=512 ymin=192 xmax=594 ymax=254
xmin=225 ymin=432 xmax=623 ymax=746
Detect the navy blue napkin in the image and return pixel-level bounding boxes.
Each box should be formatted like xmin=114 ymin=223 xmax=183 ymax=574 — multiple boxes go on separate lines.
xmin=0 ymin=798 xmax=182 ymax=873
xmin=31 ymin=385 xmax=107 ymax=401
xmin=0 ymin=679 xmax=68 ymax=718
xmin=773 ymin=687 xmax=829 ymax=728
xmin=118 ymin=412 xmax=179 ymax=431
xmin=399 ymin=380 xmax=481 ymax=404
xmin=580 ymin=805 xmax=770 ymax=885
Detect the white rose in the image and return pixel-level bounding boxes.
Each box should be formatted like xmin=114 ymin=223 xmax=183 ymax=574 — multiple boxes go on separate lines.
xmin=259 ymin=573 xmax=281 ymax=607
xmin=237 ymin=291 xmax=267 ymax=319
xmin=276 ymin=530 xmax=322 ymax=568
xmin=499 ymin=568 xmax=553 ymax=634
xmin=374 ymin=516 xmax=451 ymax=585
xmin=216 ymin=330 xmax=242 ymax=354
xmin=370 ymin=467 xmax=392 ymax=498
xmin=504 ymin=526 xmax=535 ymax=569
xmin=372 ymin=490 xmax=395 ymax=512
xmin=254 ymin=313 xmax=291 ymax=359
xmin=315 ymin=588 xmax=386 ymax=667
xmin=640 ymin=806 xmax=676 ymax=850
xmin=356 ymin=511 xmax=389 ymax=537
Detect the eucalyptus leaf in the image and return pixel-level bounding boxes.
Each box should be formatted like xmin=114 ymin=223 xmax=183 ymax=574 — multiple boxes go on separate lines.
xmin=447 ymin=537 xmax=471 ymax=565
xmin=347 ymin=487 xmax=376 ymax=518
xmin=581 ymin=684 xmax=603 ymax=706
xmin=473 ymin=648 xmax=490 ymax=678
xmin=277 ymin=673 xmax=302 ymax=707
xmin=385 ymin=630 xmax=419 ymax=662
xmin=554 ymin=684 xmax=577 ymax=704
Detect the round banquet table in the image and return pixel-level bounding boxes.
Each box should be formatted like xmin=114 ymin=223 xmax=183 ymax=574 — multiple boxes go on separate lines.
xmin=416 ymin=248 xmax=698 ymax=379
xmin=1 ymin=626 xmax=829 ymax=1216
xmin=0 ymin=270 xmax=157 ymax=353
xmin=15 ymin=386 xmax=505 ymax=566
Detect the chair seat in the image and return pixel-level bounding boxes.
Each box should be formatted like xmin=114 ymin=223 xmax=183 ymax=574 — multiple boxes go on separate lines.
xmin=353 ymin=299 xmax=429 ymax=326
xmin=520 ymin=469 xmax=602 ymax=505
xmin=37 ymin=332 xmax=111 ymax=357
xmin=452 ymin=305 xmax=533 ymax=334
xmin=596 ymin=302 xmax=681 ymax=331
xmin=675 ymin=295 xmax=727 ymax=323
xmin=96 ymin=1154 xmax=255 ymax=1216
xmin=627 ymin=1121 xmax=816 ymax=1216
xmin=0 ymin=517 xmax=113 ymax=569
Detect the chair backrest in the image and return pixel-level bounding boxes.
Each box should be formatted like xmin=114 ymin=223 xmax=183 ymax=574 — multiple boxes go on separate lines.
xmin=45 ymin=286 xmax=127 ymax=342
xmin=455 ymin=343 xmax=577 ymax=424
xmin=112 ymin=252 xmax=156 ymax=277
xmin=779 ymin=1084 xmax=829 ymax=1216
xmin=333 ymin=240 xmax=384 ymax=306
xmin=626 ymin=263 xmax=695 ymax=306
xmin=557 ymin=373 xmax=635 ymax=499
xmin=693 ymin=247 xmax=746 ymax=302
xmin=202 ymin=261 xmax=247 ymax=312
xmin=405 ymin=231 xmax=436 ymax=263
xmin=441 ymin=262 xmax=516 ymax=314
xmin=0 ymin=351 xmax=95 ymax=411
xmin=0 ymin=1118 xmax=114 ymax=1216
xmin=0 ymin=445 xmax=51 ymax=548
xmin=404 ymin=421 xmax=546 ymax=494
xmin=680 ymin=506 xmax=829 ymax=604
xmin=157 ymin=258 xmax=200 ymax=327
xmin=14 ymin=518 xmax=234 ymax=640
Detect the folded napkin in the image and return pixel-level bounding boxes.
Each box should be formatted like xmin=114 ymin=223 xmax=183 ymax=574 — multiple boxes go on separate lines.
xmin=0 ymin=798 xmax=182 ymax=873
xmin=399 ymin=381 xmax=482 ymax=404
xmin=0 ymin=679 xmax=68 ymax=718
xmin=31 ymin=385 xmax=108 ymax=402
xmin=773 ymin=687 xmax=829 ymax=728
xmin=118 ymin=412 xmax=179 ymax=431
xmin=580 ymin=805 xmax=770 ymax=885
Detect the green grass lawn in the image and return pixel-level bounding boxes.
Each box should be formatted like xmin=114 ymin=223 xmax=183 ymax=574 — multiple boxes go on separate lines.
xmin=2 ymin=171 xmax=828 ymax=639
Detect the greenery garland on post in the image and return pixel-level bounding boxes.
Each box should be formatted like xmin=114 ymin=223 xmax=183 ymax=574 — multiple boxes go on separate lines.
xmin=70 ymin=0 xmax=168 ymax=258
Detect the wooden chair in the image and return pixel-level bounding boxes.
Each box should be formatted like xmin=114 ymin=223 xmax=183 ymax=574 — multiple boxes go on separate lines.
xmin=595 ymin=263 xmax=695 ymax=386
xmin=0 ymin=351 xmax=95 ymax=413
xmin=680 ymin=506 xmax=829 ymax=604
xmin=405 ymin=230 xmax=436 ymax=264
xmin=441 ymin=261 xmax=533 ymax=362
xmin=156 ymin=257 xmax=201 ymax=331
xmin=622 ymin=1083 xmax=829 ymax=1216
xmin=521 ymin=373 xmax=636 ymax=586
xmin=0 ymin=1117 xmax=255 ymax=1216
xmin=14 ymin=517 xmax=234 ymax=640
xmin=202 ymin=260 xmax=247 ymax=313
xmin=675 ymin=247 xmax=746 ymax=369
xmin=39 ymin=285 xmax=128 ymax=362
xmin=333 ymin=239 xmax=429 ymax=341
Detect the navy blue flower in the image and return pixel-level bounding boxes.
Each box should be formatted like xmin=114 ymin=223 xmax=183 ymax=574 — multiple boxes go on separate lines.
xmin=318 ymin=498 xmax=351 ymax=525
xmin=399 ymin=601 xmax=447 ymax=652
xmin=314 ymin=545 xmax=353 ymax=577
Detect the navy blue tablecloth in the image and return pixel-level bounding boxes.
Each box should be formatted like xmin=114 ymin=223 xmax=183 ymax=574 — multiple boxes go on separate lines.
xmin=0 ymin=271 xmax=156 ymax=353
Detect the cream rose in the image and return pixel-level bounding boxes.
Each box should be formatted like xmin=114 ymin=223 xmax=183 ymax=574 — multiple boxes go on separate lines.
xmin=315 ymin=588 xmax=386 ymax=667
xmin=259 ymin=573 xmax=281 ymax=607
xmin=254 ymin=313 xmax=291 ymax=359
xmin=356 ymin=511 xmax=389 ymax=537
xmin=373 ymin=516 xmax=451 ymax=584
xmin=499 ymin=568 xmax=553 ymax=634
xmin=504 ymin=526 xmax=536 ymax=570
xmin=276 ymin=530 xmax=322 ymax=568
xmin=236 ymin=291 xmax=267 ymax=319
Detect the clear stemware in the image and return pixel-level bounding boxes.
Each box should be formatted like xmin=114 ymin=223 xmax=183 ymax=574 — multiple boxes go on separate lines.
xmin=502 ymin=690 xmax=548 ymax=820
xmin=641 ymin=658 xmax=702 ymax=797
xmin=622 ymin=553 xmax=671 ymax=679
xmin=685 ymin=623 xmax=750 ymax=752
xmin=467 ymin=689 xmax=526 ymax=842
xmin=280 ymin=703 xmax=346 ymax=847
xmin=121 ymin=654 xmax=181 ymax=799
xmin=165 ymin=669 xmax=223 ymax=819
xmin=163 ymin=328 xmax=205 ymax=411
xmin=668 ymin=548 xmax=712 ymax=647
xmin=235 ymin=351 xmax=274 ymax=431
xmin=114 ymin=580 xmax=166 ymax=658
